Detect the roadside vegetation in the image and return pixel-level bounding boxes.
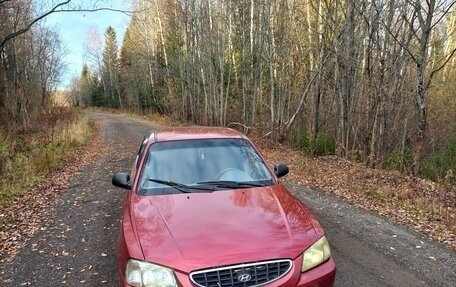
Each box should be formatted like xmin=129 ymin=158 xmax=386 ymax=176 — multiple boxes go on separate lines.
xmin=0 ymin=108 xmax=92 ymax=207
xmin=1 ymin=2 xmax=95 ymax=207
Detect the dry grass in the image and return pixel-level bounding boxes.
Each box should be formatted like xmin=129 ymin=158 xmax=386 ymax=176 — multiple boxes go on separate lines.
xmin=0 ymin=108 xmax=92 ymax=206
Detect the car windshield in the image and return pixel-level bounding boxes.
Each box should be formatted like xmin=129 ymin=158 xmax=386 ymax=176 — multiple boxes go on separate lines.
xmin=137 ymin=138 xmax=274 ymax=195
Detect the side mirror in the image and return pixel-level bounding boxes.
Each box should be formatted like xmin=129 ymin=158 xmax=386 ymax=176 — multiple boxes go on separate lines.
xmin=112 ymin=172 xmax=132 ymax=190
xmin=274 ymin=163 xmax=289 ymax=178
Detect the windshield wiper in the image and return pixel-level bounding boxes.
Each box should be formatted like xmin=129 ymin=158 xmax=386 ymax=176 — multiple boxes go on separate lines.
xmin=196 ymin=180 xmax=265 ymax=189
xmin=148 ymin=178 xmax=214 ymax=193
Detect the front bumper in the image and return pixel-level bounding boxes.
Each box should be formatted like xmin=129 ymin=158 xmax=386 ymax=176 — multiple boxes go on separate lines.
xmin=119 ymin=255 xmax=336 ymax=287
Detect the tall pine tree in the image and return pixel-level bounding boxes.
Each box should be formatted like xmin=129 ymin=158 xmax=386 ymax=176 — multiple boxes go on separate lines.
xmin=101 ymin=26 xmax=121 ymax=108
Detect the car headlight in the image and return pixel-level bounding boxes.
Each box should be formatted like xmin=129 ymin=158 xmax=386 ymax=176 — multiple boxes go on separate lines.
xmin=126 ymin=259 xmax=177 ymax=287
xmin=301 ymin=235 xmax=331 ymax=272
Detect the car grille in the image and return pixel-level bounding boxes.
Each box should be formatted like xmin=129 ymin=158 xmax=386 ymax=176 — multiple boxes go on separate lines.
xmin=189 ymin=259 xmax=292 ymax=287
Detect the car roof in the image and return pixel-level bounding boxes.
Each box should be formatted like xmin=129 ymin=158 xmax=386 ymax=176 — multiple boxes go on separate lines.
xmin=150 ymin=126 xmax=245 ymax=142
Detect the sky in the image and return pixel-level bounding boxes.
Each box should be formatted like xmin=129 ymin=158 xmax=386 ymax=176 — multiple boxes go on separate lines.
xmin=43 ymin=0 xmax=130 ymax=89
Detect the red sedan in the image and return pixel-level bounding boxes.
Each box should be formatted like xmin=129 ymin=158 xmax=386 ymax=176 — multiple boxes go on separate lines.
xmin=112 ymin=126 xmax=336 ymax=287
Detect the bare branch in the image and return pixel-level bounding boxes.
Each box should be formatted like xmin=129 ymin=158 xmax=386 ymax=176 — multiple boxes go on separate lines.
xmin=0 ymin=2 xmax=147 ymax=49
xmin=430 ymin=1 xmax=456 ymax=30
xmin=227 ymin=122 xmax=251 ymax=134
xmin=0 ymin=1 xmax=72 ymax=49
xmin=51 ymin=7 xmax=142 ymax=16
xmin=428 ymin=47 xmax=456 ymax=82
xmin=382 ymin=10 xmax=418 ymax=63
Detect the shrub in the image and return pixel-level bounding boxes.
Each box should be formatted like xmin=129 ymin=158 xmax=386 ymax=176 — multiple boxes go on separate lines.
xmin=0 ymin=138 xmax=8 ymax=174
xmin=289 ymin=130 xmax=336 ymax=156
xmin=386 ymin=149 xmax=413 ymax=172
xmin=311 ymin=134 xmax=336 ymax=156
xmin=289 ymin=127 xmax=310 ymax=152
xmin=421 ymin=161 xmax=440 ymax=181
xmin=421 ymin=136 xmax=456 ymax=183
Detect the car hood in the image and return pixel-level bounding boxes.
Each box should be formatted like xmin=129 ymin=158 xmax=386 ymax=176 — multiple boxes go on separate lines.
xmin=131 ymin=184 xmax=317 ymax=273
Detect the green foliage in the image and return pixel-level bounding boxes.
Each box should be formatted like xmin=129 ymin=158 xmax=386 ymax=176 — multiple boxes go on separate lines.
xmin=289 ymin=129 xmax=335 ymax=156
xmin=421 ymin=163 xmax=440 ymax=182
xmin=289 ymin=128 xmax=310 ymax=152
xmin=101 ymin=26 xmax=121 ymax=108
xmin=311 ymin=134 xmax=336 ymax=156
xmin=0 ymin=138 xmax=9 ymax=176
xmin=0 ymin=141 xmax=39 ymax=205
xmin=421 ymin=137 xmax=456 ymax=183
xmin=90 ymin=77 xmax=105 ymax=107
xmin=386 ymin=149 xmax=413 ymax=172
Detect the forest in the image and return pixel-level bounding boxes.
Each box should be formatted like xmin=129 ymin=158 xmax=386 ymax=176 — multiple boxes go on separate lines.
xmin=1 ymin=0 xmax=456 ymax=184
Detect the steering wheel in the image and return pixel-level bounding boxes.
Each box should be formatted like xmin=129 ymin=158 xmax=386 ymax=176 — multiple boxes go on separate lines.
xmin=216 ymin=168 xmax=241 ymax=179
xmin=216 ymin=168 xmax=253 ymax=181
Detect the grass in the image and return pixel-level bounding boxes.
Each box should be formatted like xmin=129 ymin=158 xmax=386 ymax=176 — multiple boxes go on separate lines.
xmin=421 ymin=137 xmax=456 ymax=186
xmin=0 ymin=108 xmax=93 ymax=206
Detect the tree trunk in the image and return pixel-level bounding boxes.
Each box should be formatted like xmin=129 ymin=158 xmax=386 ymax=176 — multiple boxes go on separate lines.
xmin=412 ymin=0 xmax=435 ymax=174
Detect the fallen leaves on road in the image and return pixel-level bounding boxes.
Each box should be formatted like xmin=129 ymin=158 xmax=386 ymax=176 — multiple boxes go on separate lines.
xmin=255 ymin=138 xmax=456 ymax=251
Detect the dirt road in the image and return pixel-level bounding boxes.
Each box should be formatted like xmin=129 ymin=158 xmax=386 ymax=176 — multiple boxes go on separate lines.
xmin=1 ymin=112 xmax=454 ymax=286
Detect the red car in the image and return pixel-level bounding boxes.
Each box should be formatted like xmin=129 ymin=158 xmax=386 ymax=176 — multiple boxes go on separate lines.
xmin=112 ymin=127 xmax=335 ymax=287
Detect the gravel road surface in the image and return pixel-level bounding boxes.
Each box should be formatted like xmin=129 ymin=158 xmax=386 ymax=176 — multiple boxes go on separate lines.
xmin=1 ymin=112 xmax=454 ymax=286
